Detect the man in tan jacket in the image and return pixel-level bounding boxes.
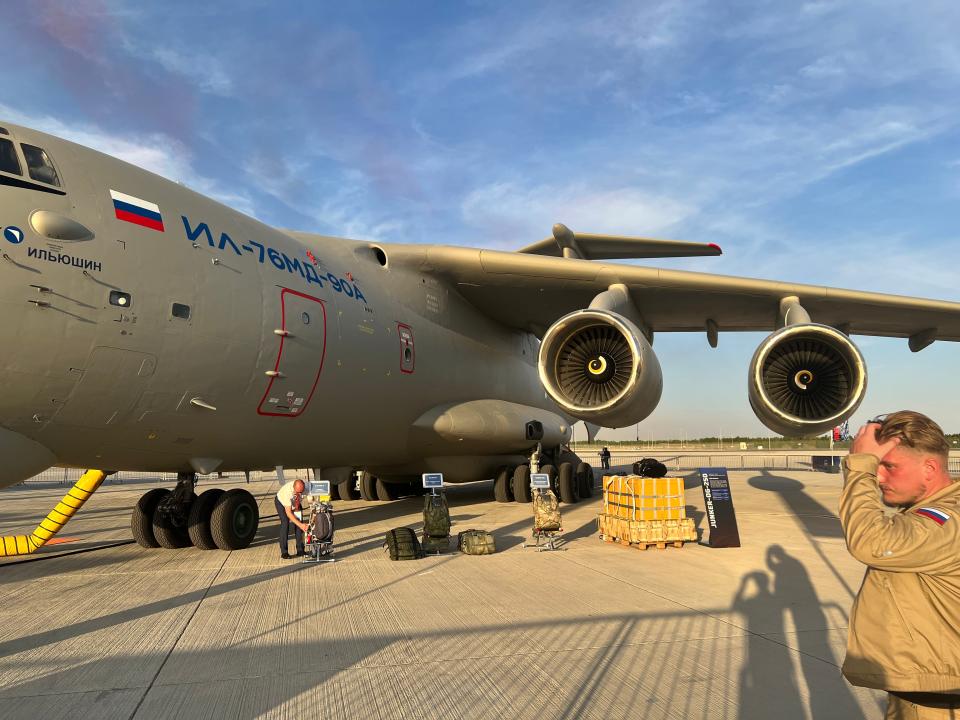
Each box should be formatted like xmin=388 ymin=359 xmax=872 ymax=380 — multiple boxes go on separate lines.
xmin=841 ymin=410 xmax=960 ymax=719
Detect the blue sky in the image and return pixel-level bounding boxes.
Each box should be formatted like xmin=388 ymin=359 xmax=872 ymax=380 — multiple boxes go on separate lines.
xmin=3 ymin=0 xmax=960 ymax=438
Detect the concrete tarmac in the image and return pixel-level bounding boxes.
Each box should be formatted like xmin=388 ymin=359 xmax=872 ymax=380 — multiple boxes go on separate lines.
xmin=0 ymin=467 xmax=886 ymax=719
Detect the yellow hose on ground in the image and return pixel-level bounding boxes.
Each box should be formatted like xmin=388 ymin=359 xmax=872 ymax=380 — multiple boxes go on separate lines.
xmin=0 ymin=469 xmax=106 ymax=556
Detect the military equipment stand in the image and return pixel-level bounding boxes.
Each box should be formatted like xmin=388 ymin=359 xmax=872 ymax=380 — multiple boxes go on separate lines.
xmin=523 ymin=473 xmax=564 ymax=551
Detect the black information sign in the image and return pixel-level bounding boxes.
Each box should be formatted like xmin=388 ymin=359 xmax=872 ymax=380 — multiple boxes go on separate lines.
xmin=699 ymin=467 xmax=741 ymax=548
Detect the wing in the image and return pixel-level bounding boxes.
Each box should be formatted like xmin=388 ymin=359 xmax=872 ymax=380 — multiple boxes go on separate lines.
xmin=385 ymin=242 xmax=960 ymax=345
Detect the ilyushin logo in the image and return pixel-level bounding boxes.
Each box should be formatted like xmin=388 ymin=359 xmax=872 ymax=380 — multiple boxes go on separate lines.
xmin=3 ymin=226 xmax=24 ymax=244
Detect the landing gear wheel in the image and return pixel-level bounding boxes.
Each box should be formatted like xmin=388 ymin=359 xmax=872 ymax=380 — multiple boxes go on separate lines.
xmin=558 ymin=463 xmax=579 ymax=504
xmin=359 ymin=472 xmax=378 ymax=501
xmin=131 ymin=488 xmax=168 ymax=548
xmin=153 ymin=491 xmax=194 ymax=549
xmin=211 ymin=489 xmax=260 ymax=550
xmin=513 ymin=465 xmax=532 ymax=503
xmin=541 ymin=464 xmax=558 ymax=495
xmin=328 ymin=482 xmax=341 ymax=501
xmin=493 ymin=466 xmax=514 ymax=503
xmin=338 ymin=477 xmax=360 ymax=500
xmin=187 ymin=488 xmax=224 ymax=550
xmin=376 ymin=478 xmax=398 ymax=501
xmin=576 ymin=462 xmax=594 ymax=498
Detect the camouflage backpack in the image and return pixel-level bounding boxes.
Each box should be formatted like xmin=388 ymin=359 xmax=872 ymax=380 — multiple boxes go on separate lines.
xmin=533 ymin=489 xmax=561 ymax=532
xmin=384 ymin=527 xmax=423 ymax=560
xmin=423 ymin=493 xmax=451 ymax=538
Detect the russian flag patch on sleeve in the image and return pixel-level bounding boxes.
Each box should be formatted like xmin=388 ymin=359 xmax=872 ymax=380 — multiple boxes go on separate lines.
xmin=915 ymin=507 xmax=950 ymax=525
xmin=110 ymin=190 xmax=164 ymax=232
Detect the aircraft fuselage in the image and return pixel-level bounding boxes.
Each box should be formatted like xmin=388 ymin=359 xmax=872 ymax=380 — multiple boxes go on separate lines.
xmin=0 ymin=124 xmax=559 ymax=484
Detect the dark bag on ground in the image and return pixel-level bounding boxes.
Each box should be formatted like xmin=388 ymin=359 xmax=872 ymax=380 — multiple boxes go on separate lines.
xmin=421 ymin=535 xmax=450 ymax=554
xmin=633 ymin=458 xmax=667 ymax=478
xmin=385 ymin=527 xmax=423 ymax=560
xmin=458 ymin=529 xmax=496 ymax=555
xmin=311 ymin=504 xmax=335 ymax=543
xmin=423 ymin=493 xmax=451 ymax=538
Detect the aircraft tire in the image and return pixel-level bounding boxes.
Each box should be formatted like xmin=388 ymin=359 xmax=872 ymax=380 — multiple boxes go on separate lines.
xmin=328 ymin=482 xmax=341 ymax=501
xmin=187 ymin=488 xmax=224 ymax=550
xmin=512 ymin=465 xmax=532 ymax=503
xmin=338 ymin=477 xmax=360 ymax=500
xmin=493 ymin=466 xmax=513 ymax=503
xmin=540 ymin=464 xmax=558 ymax=495
xmin=558 ymin=464 xmax=578 ymax=504
xmin=359 ymin=472 xmax=378 ymax=501
xmin=576 ymin=462 xmax=594 ymax=498
xmin=131 ymin=488 xmax=168 ymax=548
xmin=211 ymin=489 xmax=260 ymax=551
xmin=376 ymin=478 xmax=398 ymax=501
xmin=153 ymin=492 xmax=195 ymax=549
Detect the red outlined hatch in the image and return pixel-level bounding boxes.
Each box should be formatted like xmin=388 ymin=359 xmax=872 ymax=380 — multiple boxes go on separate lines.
xmin=398 ymin=323 xmax=415 ymax=374
xmin=258 ymin=289 xmax=327 ymax=417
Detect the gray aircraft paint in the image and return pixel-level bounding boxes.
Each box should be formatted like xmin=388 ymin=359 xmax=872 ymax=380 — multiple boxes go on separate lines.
xmin=0 ymin=123 xmax=563 ymax=487
xmin=3 ymin=120 xmax=960 ymax=490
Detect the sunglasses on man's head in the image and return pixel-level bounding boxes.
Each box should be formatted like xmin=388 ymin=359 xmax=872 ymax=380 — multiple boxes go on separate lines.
xmin=867 ymin=414 xmax=890 ymax=425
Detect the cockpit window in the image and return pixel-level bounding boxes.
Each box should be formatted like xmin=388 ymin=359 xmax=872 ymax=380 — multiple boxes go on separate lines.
xmin=21 ymin=144 xmax=61 ymax=187
xmin=0 ymin=138 xmax=21 ymax=176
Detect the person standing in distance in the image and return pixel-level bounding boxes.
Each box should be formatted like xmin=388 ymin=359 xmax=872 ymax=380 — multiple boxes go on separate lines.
xmin=275 ymin=478 xmax=308 ymax=559
xmin=840 ymin=410 xmax=960 ymax=719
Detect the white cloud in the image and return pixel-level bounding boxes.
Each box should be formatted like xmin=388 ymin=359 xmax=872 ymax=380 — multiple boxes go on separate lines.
xmin=461 ymin=181 xmax=696 ymax=247
xmin=147 ymin=47 xmax=234 ymax=96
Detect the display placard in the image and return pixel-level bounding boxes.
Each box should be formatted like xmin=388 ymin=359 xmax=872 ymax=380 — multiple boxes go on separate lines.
xmin=308 ymin=480 xmax=331 ymax=497
xmin=422 ymin=473 xmax=444 ymax=489
xmin=530 ymin=473 xmax=550 ymax=489
xmin=698 ymin=467 xmax=741 ymax=548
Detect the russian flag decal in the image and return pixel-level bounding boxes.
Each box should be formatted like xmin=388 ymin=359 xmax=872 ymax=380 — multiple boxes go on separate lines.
xmin=110 ymin=190 xmax=164 ymax=232
xmin=915 ymin=507 xmax=950 ymax=525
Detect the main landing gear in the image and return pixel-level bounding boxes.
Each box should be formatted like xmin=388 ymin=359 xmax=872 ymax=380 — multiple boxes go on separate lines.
xmin=494 ymin=453 xmax=594 ymax=506
xmin=131 ymin=472 xmax=259 ymax=551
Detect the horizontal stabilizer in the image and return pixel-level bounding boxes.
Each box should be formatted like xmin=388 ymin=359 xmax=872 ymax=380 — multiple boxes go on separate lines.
xmin=517 ymin=223 xmax=722 ymax=260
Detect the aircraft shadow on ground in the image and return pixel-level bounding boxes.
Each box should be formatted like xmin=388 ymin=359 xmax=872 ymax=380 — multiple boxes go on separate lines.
xmin=747 ymin=471 xmax=844 ymax=538
xmin=0 ymin=543 xmax=882 ymax=720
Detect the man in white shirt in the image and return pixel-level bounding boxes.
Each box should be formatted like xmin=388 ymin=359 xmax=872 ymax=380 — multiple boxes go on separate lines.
xmin=275 ymin=479 xmax=308 ymax=559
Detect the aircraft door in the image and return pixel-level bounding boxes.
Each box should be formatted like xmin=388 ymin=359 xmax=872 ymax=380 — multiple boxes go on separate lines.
xmin=257 ymin=289 xmax=327 ymax=417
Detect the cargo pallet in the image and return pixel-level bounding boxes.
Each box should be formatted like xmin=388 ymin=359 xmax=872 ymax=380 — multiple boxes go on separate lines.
xmin=599 ymin=534 xmax=686 ymax=551
xmin=597 ymin=475 xmax=698 ymax=551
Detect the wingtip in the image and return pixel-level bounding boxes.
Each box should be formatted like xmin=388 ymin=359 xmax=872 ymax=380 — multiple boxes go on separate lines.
xmin=708 ymin=243 xmax=723 ymax=255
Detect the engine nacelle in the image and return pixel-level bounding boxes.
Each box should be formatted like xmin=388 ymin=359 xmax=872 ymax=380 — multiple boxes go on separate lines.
xmin=749 ymin=323 xmax=867 ymax=436
xmin=538 ymin=309 xmax=662 ymax=428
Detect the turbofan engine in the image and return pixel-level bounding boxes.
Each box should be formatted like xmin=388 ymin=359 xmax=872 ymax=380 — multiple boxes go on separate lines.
xmin=749 ymin=323 xmax=867 ymax=436
xmin=538 ymin=309 xmax=662 ymax=428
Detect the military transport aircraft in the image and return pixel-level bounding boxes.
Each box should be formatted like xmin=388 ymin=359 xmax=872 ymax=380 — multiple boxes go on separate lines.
xmin=2 ymin=121 xmax=960 ymax=553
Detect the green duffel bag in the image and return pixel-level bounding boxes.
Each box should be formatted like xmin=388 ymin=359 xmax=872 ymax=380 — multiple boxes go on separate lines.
xmin=421 ymin=534 xmax=450 ymax=554
xmin=458 ymin=529 xmax=496 ymax=555
xmin=384 ymin=527 xmax=424 ymax=560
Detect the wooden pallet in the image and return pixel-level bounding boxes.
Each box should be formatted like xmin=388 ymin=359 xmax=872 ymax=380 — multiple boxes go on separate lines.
xmin=598 ymin=534 xmax=688 ymax=550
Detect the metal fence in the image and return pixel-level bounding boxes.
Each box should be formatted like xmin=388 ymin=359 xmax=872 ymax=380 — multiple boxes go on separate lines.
xmin=18 ymin=468 xmax=282 ymax=486
xmin=574 ymin=450 xmax=960 ymax=476
xmin=16 ymin=453 xmax=960 ymax=486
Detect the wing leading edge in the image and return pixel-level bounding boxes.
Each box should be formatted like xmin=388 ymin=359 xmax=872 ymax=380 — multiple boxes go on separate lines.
xmin=382 ymin=241 xmax=960 ymax=345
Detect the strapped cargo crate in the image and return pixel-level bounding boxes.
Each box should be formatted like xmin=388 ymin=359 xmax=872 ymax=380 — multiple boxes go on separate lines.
xmin=598 ymin=474 xmax=697 ymax=550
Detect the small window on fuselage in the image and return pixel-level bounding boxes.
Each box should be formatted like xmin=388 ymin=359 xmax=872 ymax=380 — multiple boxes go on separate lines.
xmin=0 ymin=138 xmax=21 ymax=176
xmin=171 ymin=303 xmax=191 ymax=320
xmin=21 ymin=144 xmax=61 ymax=187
